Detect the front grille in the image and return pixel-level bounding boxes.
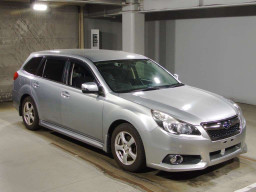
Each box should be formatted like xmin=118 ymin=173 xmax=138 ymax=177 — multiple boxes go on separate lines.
xmin=201 ymin=116 xmax=240 ymax=141
xmin=206 ymin=124 xmax=240 ymax=141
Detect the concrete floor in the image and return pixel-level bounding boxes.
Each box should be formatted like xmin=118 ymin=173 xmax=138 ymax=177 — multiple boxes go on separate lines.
xmin=0 ymin=102 xmax=256 ymax=192
xmin=0 ymin=102 xmax=140 ymax=192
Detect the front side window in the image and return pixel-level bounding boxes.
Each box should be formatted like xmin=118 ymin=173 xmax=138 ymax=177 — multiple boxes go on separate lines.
xmin=68 ymin=61 xmax=95 ymax=89
xmin=94 ymin=59 xmax=181 ymax=93
xmin=23 ymin=57 xmax=43 ymax=75
xmin=43 ymin=58 xmax=66 ymax=83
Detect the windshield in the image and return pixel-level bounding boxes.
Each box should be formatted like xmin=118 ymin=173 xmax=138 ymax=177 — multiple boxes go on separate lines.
xmin=94 ymin=59 xmax=182 ymax=93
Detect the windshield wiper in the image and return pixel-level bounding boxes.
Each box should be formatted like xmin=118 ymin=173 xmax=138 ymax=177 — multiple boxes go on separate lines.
xmin=138 ymin=83 xmax=184 ymax=92
xmin=140 ymin=87 xmax=161 ymax=91
xmin=117 ymin=83 xmax=184 ymax=93
xmin=168 ymin=83 xmax=184 ymax=88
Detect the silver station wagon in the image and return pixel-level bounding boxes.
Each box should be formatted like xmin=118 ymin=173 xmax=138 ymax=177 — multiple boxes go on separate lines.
xmin=13 ymin=49 xmax=247 ymax=172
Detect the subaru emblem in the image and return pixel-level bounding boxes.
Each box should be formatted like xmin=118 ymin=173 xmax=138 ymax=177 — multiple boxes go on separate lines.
xmin=223 ymin=121 xmax=232 ymax=129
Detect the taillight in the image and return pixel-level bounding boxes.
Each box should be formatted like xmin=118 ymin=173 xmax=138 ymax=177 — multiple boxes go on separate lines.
xmin=13 ymin=72 xmax=19 ymax=80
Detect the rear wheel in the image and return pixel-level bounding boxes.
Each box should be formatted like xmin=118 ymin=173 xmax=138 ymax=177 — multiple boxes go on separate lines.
xmin=22 ymin=96 xmax=40 ymax=130
xmin=111 ymin=123 xmax=146 ymax=172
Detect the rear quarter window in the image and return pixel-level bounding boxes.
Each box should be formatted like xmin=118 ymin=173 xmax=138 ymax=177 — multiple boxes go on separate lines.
xmin=23 ymin=57 xmax=43 ymax=75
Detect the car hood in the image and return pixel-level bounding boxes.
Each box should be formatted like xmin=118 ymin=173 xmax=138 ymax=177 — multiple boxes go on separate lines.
xmin=118 ymin=85 xmax=237 ymax=125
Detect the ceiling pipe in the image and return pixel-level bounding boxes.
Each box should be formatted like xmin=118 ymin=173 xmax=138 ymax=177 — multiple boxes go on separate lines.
xmin=140 ymin=1 xmax=256 ymax=13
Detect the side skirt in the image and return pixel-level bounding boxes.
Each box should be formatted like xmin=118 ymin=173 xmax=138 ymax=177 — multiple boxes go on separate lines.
xmin=40 ymin=120 xmax=104 ymax=150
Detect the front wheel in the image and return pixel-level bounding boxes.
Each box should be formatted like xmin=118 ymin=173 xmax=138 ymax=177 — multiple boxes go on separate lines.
xmin=22 ymin=96 xmax=40 ymax=130
xmin=111 ymin=123 xmax=146 ymax=172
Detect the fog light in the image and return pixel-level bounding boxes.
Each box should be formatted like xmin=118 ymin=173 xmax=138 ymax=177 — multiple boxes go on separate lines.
xmin=169 ymin=155 xmax=183 ymax=165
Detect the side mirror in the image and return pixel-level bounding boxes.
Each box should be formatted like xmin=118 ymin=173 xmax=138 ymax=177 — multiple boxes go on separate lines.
xmin=82 ymin=82 xmax=99 ymax=94
xmin=174 ymin=74 xmax=179 ymax=80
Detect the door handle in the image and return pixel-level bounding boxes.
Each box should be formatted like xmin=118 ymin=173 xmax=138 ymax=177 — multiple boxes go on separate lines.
xmin=61 ymin=91 xmax=70 ymax=99
xmin=32 ymin=81 xmax=39 ymax=88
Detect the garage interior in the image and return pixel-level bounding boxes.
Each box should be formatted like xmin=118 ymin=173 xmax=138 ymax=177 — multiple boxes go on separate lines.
xmin=1 ymin=0 xmax=256 ymax=192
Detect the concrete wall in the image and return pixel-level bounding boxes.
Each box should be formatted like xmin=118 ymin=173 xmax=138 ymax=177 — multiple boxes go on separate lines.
xmin=0 ymin=3 xmax=78 ymax=102
xmin=83 ymin=13 xmax=256 ymax=105
xmin=174 ymin=16 xmax=256 ymax=105
xmin=145 ymin=20 xmax=175 ymax=73
xmin=84 ymin=18 xmax=122 ymax=50
xmin=145 ymin=10 xmax=256 ymax=105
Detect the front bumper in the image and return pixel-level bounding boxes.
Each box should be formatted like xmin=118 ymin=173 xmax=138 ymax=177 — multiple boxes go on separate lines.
xmin=144 ymin=125 xmax=247 ymax=172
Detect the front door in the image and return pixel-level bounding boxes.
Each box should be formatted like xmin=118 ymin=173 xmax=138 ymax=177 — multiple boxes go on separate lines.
xmin=61 ymin=59 xmax=104 ymax=141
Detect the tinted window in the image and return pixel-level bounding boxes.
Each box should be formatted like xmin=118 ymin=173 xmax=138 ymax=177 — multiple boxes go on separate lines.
xmin=23 ymin=57 xmax=43 ymax=75
xmin=37 ymin=60 xmax=45 ymax=77
xmin=43 ymin=58 xmax=66 ymax=83
xmin=68 ymin=61 xmax=95 ymax=89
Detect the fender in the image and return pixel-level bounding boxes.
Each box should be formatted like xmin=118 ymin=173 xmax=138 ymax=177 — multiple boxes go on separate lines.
xmin=18 ymin=78 xmax=41 ymax=119
xmin=101 ymin=94 xmax=157 ymax=152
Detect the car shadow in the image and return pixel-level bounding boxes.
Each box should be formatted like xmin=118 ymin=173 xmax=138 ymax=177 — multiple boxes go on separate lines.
xmin=155 ymin=158 xmax=241 ymax=188
xmin=47 ymin=128 xmax=241 ymax=178
xmin=48 ymin=129 xmax=111 ymax=156
xmin=28 ymin=127 xmax=245 ymax=191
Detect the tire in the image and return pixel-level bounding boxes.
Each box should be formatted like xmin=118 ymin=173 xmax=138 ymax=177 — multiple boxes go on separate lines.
xmin=21 ymin=96 xmax=40 ymax=131
xmin=111 ymin=123 xmax=146 ymax=172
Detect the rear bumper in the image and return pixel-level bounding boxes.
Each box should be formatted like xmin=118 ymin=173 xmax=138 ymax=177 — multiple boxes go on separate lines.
xmin=12 ymin=90 xmax=19 ymax=112
xmin=144 ymin=125 xmax=247 ymax=172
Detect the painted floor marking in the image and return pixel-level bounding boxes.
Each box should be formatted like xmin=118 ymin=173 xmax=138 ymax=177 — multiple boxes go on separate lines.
xmin=234 ymin=183 xmax=256 ymax=192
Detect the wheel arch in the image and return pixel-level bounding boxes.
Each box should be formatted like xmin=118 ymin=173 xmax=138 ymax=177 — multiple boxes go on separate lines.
xmin=105 ymin=119 xmax=131 ymax=153
xmin=102 ymin=106 xmax=155 ymax=153
xmin=19 ymin=94 xmax=31 ymax=116
xmin=19 ymin=94 xmax=40 ymax=119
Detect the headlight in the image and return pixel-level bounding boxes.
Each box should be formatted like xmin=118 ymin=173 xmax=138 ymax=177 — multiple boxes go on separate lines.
xmin=233 ymin=103 xmax=246 ymax=128
xmin=151 ymin=110 xmax=201 ymax=135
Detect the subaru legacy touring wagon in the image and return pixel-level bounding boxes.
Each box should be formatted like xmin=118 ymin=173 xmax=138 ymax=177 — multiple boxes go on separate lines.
xmin=13 ymin=49 xmax=247 ymax=172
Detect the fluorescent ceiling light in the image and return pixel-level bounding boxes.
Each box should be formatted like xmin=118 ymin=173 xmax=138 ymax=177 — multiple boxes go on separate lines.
xmin=33 ymin=3 xmax=48 ymax=11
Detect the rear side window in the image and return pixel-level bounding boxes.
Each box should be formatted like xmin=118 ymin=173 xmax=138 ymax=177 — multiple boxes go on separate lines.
xmin=37 ymin=60 xmax=45 ymax=77
xmin=23 ymin=57 xmax=43 ymax=75
xmin=43 ymin=58 xmax=66 ymax=83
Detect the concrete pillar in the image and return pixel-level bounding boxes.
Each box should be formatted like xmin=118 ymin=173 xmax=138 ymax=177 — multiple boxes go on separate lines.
xmin=122 ymin=7 xmax=145 ymax=55
xmin=78 ymin=6 xmax=84 ymax=49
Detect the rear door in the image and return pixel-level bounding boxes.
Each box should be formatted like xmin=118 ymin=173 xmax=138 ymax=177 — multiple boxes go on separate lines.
xmin=32 ymin=56 xmax=68 ymax=124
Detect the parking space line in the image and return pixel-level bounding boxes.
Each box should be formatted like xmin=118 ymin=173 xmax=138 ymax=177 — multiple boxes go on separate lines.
xmin=234 ymin=183 xmax=256 ymax=192
xmin=239 ymin=155 xmax=256 ymax=162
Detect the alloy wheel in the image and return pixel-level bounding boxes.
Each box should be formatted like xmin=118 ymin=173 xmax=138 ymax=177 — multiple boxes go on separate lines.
xmin=114 ymin=131 xmax=137 ymax=165
xmin=23 ymin=102 xmax=35 ymax=126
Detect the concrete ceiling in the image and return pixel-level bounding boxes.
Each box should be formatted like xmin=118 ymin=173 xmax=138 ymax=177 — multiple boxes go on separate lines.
xmin=2 ymin=0 xmax=123 ymax=5
xmin=2 ymin=0 xmax=30 ymax=2
xmin=38 ymin=0 xmax=123 ymax=5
